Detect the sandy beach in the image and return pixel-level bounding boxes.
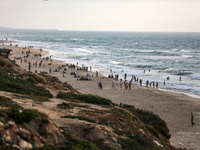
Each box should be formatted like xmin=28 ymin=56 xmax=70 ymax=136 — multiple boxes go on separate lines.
xmin=1 ymin=43 xmax=200 ymax=150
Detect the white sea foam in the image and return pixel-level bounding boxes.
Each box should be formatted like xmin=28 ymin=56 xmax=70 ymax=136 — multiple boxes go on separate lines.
xmin=181 ymin=55 xmax=193 ymax=59
xmin=180 ymin=49 xmax=190 ymax=53
xmin=1 ymin=30 xmax=200 ymax=97
xmin=190 ymin=74 xmax=200 ymax=80
xmin=164 ymin=68 xmax=174 ymax=73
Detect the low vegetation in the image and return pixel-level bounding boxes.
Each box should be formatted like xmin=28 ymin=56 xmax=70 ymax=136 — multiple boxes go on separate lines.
xmin=0 ymin=96 xmax=23 ymax=109
xmin=123 ymin=104 xmax=171 ymax=139
xmin=0 ymin=69 xmax=53 ymax=98
xmin=61 ymin=115 xmax=96 ymax=123
xmin=57 ymin=102 xmax=88 ymax=109
xmin=0 ymin=57 xmax=180 ymax=150
xmin=57 ymin=92 xmax=113 ymax=106
xmin=0 ymin=57 xmax=53 ymax=98
xmin=2 ymin=109 xmax=47 ymax=125
xmin=118 ymin=138 xmax=147 ymax=150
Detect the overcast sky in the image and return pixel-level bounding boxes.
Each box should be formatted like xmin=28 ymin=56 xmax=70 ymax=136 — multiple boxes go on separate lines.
xmin=0 ymin=0 xmax=200 ymax=32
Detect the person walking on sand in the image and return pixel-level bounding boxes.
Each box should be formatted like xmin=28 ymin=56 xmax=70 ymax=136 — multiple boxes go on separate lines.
xmin=120 ymin=79 xmax=123 ymax=88
xmin=129 ymin=81 xmax=131 ymax=90
xmin=99 ymin=82 xmax=103 ymax=89
xmin=96 ymin=71 xmax=98 ymax=77
xmin=191 ymin=112 xmax=195 ymax=126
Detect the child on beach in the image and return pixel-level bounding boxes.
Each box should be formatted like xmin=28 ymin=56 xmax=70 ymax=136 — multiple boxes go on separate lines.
xmin=120 ymin=79 xmax=122 ymax=88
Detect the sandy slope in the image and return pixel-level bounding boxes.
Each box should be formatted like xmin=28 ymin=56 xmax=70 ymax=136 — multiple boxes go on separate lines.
xmin=1 ymin=43 xmax=200 ymax=149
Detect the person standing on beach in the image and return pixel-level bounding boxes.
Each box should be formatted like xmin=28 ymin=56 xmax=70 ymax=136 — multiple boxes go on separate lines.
xmin=28 ymin=61 xmax=31 ymax=72
xmin=191 ymin=112 xmax=195 ymax=126
xmin=179 ymin=76 xmax=182 ymax=81
xmin=146 ymin=80 xmax=149 ymax=87
xmin=156 ymin=82 xmax=158 ymax=88
xmin=139 ymin=79 xmax=142 ymax=86
xmin=129 ymin=81 xmax=131 ymax=90
xmin=125 ymin=82 xmax=128 ymax=90
xmin=99 ymin=82 xmax=102 ymax=89
xmin=63 ymin=71 xmax=65 ymax=78
xmin=96 ymin=71 xmax=98 ymax=77
xmin=49 ymin=68 xmax=52 ymax=74
xmin=120 ymin=79 xmax=123 ymax=88
xmin=124 ymin=73 xmax=127 ymax=80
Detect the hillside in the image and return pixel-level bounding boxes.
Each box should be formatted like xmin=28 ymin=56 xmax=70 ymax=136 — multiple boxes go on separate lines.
xmin=0 ymin=56 xmax=181 ymax=150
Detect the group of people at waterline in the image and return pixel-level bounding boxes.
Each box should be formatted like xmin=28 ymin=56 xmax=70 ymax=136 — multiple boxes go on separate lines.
xmin=15 ymin=46 xmax=182 ymax=91
xmin=101 ymin=69 xmax=169 ymax=90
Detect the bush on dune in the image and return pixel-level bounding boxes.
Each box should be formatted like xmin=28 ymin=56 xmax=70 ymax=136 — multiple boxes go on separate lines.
xmin=123 ymin=104 xmax=171 ymax=139
xmin=57 ymin=92 xmax=113 ymax=106
xmin=0 ymin=63 xmax=53 ymax=98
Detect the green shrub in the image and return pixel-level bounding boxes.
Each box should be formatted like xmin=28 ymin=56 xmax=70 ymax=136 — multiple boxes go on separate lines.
xmin=123 ymin=105 xmax=171 ymax=139
xmin=133 ymin=128 xmax=160 ymax=150
xmin=27 ymin=73 xmax=45 ymax=84
xmin=36 ymin=131 xmax=101 ymax=150
xmin=0 ymin=72 xmax=53 ymax=98
xmin=135 ymin=109 xmax=170 ymax=139
xmin=0 ymin=59 xmax=52 ymax=98
xmin=0 ymin=145 xmax=19 ymax=150
xmin=0 ymin=117 xmax=6 ymax=124
xmin=61 ymin=115 xmax=96 ymax=123
xmin=63 ymin=131 xmax=99 ymax=150
xmin=118 ymin=138 xmax=147 ymax=150
xmin=7 ymin=63 xmax=12 ymax=68
xmin=111 ymin=108 xmax=132 ymax=119
xmin=57 ymin=92 xmax=113 ymax=106
xmin=143 ymin=125 xmax=159 ymax=138
xmin=57 ymin=102 xmax=71 ymax=109
xmin=6 ymin=109 xmax=47 ymax=124
xmin=35 ymin=145 xmax=69 ymax=150
xmin=0 ymin=96 xmax=23 ymax=109
xmin=0 ymin=59 xmax=5 ymax=67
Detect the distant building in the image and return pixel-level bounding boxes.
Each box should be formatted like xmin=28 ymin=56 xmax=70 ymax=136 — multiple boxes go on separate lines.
xmin=0 ymin=48 xmax=12 ymax=59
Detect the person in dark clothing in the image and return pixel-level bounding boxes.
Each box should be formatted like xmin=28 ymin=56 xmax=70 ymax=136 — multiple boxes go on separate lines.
xmin=28 ymin=61 xmax=31 ymax=72
xmin=129 ymin=81 xmax=131 ymax=90
xmin=191 ymin=112 xmax=195 ymax=126
xmin=146 ymin=80 xmax=149 ymax=87
xmin=124 ymin=73 xmax=127 ymax=80
xmin=99 ymin=82 xmax=102 ymax=89
xmin=139 ymin=79 xmax=142 ymax=86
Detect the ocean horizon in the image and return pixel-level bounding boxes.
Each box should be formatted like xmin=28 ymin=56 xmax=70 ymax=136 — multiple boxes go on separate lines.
xmin=1 ymin=28 xmax=200 ymax=98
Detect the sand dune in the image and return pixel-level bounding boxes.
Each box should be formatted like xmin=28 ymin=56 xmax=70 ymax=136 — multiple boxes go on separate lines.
xmin=1 ymin=43 xmax=200 ymax=150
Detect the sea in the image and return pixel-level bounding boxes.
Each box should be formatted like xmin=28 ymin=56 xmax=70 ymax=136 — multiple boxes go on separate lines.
xmin=1 ymin=29 xmax=200 ymax=98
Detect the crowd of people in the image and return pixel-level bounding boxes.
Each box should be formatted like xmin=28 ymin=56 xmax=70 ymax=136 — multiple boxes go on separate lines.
xmin=15 ymin=45 xmax=181 ymax=92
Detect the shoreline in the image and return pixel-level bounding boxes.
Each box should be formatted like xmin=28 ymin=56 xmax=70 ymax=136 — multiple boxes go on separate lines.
xmin=2 ymin=38 xmax=200 ymax=99
xmin=1 ymin=42 xmax=200 ymax=149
